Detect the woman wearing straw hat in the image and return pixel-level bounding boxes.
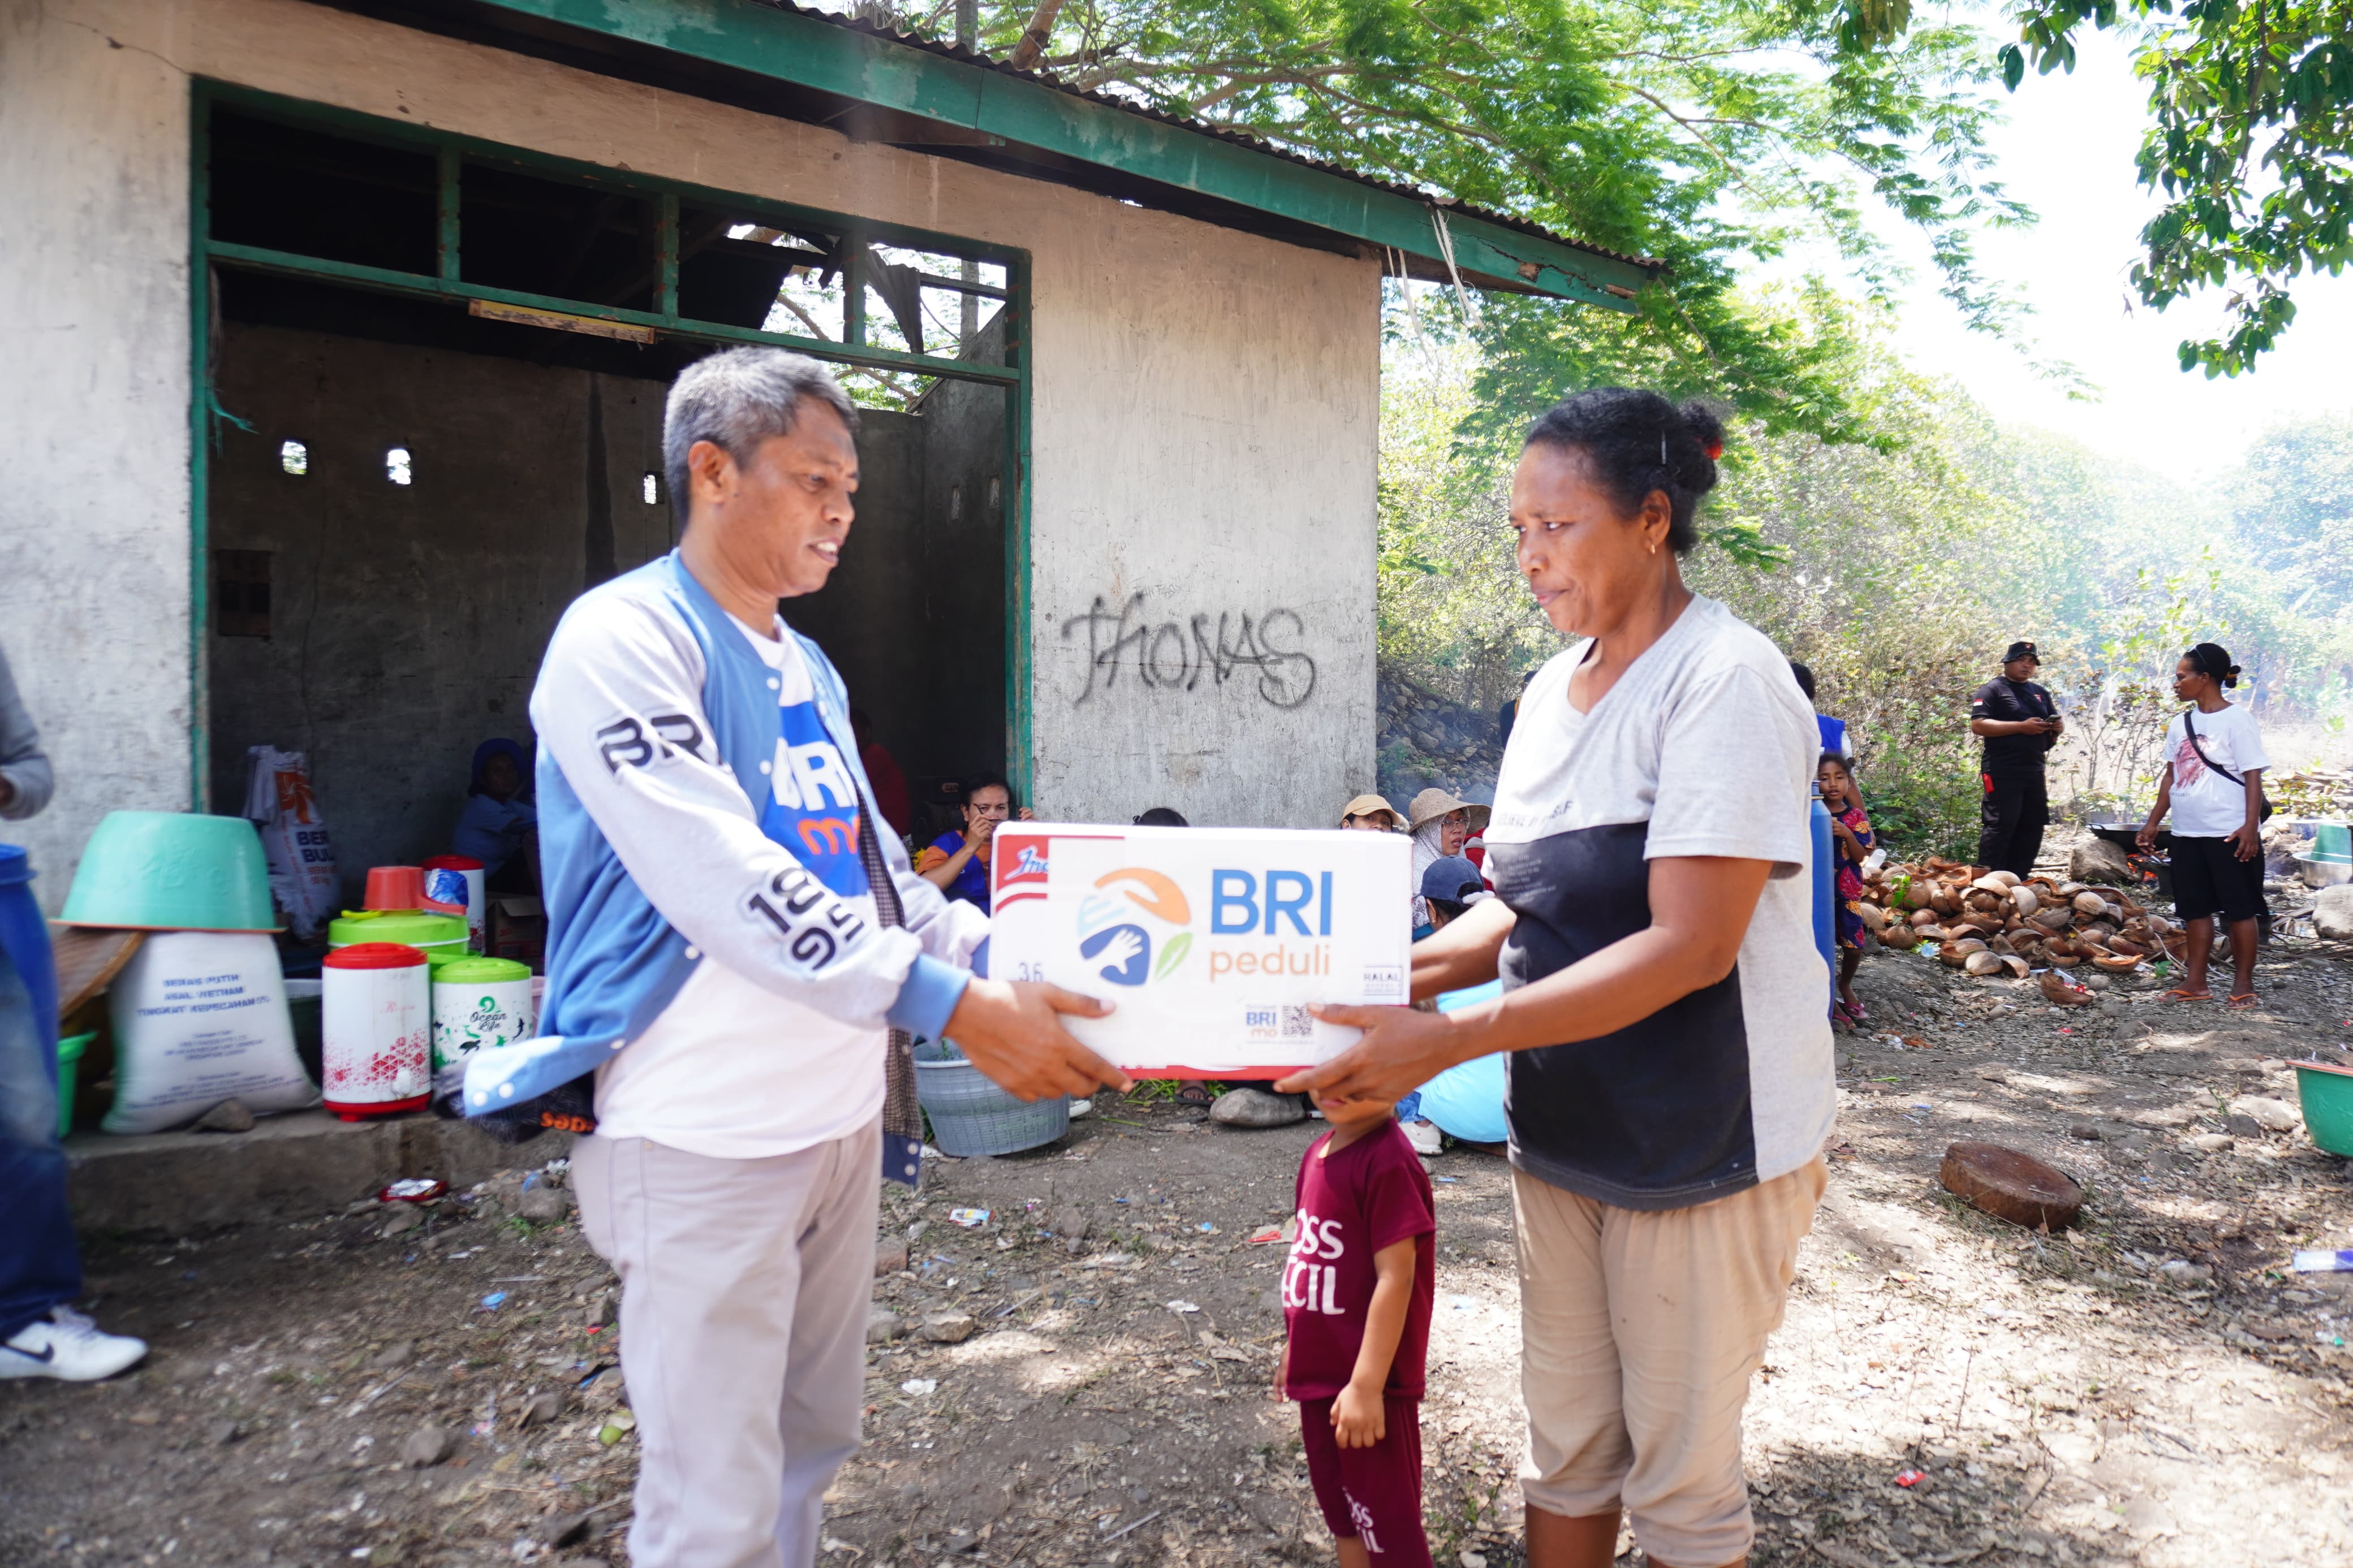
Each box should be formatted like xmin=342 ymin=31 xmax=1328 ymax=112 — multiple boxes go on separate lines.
xmin=1406 ymin=788 xmax=1489 ymax=937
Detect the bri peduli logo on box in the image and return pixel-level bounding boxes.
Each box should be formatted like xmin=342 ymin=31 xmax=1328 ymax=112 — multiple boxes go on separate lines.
xmin=1070 ymin=865 xmax=1342 ymax=988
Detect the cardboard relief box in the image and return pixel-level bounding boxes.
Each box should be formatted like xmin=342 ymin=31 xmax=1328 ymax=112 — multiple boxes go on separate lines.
xmin=985 ymin=824 xmax=1412 ymax=1075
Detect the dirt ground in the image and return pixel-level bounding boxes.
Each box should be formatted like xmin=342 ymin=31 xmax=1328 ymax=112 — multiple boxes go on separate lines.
xmin=6 ymin=840 xmax=2353 ymax=1568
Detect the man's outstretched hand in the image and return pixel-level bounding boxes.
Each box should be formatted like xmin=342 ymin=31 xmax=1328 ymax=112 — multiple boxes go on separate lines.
xmin=943 ymin=979 xmax=1131 ymax=1102
xmin=1273 ymin=1003 xmax=1468 ymax=1108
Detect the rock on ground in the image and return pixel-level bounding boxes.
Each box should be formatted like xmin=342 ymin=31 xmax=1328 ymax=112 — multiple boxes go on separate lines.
xmin=400 ymin=1424 xmax=456 ymax=1468
xmin=190 ymin=1099 xmax=255 ymax=1133
xmin=1210 ymin=1087 xmax=1305 ymax=1128
xmin=2317 ymin=883 xmax=2353 ymax=940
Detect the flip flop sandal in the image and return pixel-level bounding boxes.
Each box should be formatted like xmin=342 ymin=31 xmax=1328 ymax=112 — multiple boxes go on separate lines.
xmin=1846 ymin=1000 xmax=1870 ymax=1023
xmin=2160 ymin=987 xmax=2214 ymax=1003
xmin=1174 ymin=1083 xmax=1216 ymax=1107
xmin=2226 ymin=992 xmax=2260 ymax=1010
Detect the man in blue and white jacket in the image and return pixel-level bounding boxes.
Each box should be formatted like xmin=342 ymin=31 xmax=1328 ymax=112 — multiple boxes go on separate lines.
xmin=462 ymin=348 xmax=1128 ymax=1568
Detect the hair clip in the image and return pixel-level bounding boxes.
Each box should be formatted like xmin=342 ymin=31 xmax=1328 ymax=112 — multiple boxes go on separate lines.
xmin=1703 ymin=439 xmax=1723 ymax=460
xmin=1660 ymin=434 xmax=1668 ymax=464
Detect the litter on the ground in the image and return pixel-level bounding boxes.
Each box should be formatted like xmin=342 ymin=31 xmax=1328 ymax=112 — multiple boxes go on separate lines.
xmin=899 ymin=1379 xmax=937 ymax=1396
xmin=1165 ymin=1299 xmax=1200 ymax=1314
xmin=380 ymin=1178 xmax=447 ymax=1203
xmin=947 ymin=1207 xmax=991 ymax=1228
xmin=1246 ymin=1225 xmax=1286 ymax=1245
xmin=2292 ymin=1249 xmax=2353 ymax=1272
xmin=1895 ymin=1468 xmax=1925 ymax=1488
xmin=479 ymin=1291 xmax=507 ymax=1310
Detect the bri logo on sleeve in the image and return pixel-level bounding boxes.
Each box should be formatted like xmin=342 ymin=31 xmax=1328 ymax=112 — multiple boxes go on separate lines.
xmin=757 ymin=702 xmax=869 ymax=898
xmin=1283 ymin=1211 xmax=1347 ymax=1315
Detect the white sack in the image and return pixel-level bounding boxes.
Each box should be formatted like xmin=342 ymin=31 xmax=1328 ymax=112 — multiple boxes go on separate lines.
xmin=104 ymin=931 xmax=317 ymax=1134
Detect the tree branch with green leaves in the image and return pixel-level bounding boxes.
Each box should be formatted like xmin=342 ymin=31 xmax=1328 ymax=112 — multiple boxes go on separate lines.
xmin=2001 ymin=0 xmax=2353 ymax=376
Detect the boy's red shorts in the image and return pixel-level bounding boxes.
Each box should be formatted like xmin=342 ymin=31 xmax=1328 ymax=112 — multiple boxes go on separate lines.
xmin=1298 ymin=1397 xmax=1432 ymax=1566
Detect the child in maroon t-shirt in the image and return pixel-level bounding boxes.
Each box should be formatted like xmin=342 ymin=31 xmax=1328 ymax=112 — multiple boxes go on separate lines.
xmin=1276 ymin=1094 xmax=1437 ymax=1567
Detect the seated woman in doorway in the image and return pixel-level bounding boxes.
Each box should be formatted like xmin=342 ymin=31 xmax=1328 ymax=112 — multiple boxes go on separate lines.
xmin=915 ymin=775 xmax=1030 ymax=913
xmin=452 ymin=738 xmax=538 ymax=894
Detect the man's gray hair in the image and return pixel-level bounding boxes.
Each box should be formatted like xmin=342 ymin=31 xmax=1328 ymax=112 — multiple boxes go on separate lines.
xmin=663 ymin=347 xmax=858 ymax=521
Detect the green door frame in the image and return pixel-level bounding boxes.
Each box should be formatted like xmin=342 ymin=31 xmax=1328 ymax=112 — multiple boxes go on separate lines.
xmin=187 ymin=80 xmax=1037 ymax=810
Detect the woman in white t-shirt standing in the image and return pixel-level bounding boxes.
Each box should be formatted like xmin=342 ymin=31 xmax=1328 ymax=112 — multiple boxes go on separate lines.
xmin=1281 ymin=388 xmax=1833 ymax=1568
xmin=2137 ymin=642 xmax=2270 ymax=1007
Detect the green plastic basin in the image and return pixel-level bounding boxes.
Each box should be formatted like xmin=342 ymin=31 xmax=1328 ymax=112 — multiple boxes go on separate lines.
xmin=328 ymin=910 xmax=469 ymax=957
xmin=2312 ymin=822 xmax=2351 ymax=864
xmin=59 ymin=811 xmax=278 ymax=931
xmin=55 ymin=1031 xmax=93 ymax=1140
xmin=2292 ymin=1059 xmax=2353 ymax=1157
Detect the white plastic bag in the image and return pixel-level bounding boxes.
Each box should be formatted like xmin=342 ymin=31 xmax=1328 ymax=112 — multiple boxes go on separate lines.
xmin=244 ymin=746 xmax=339 ymax=940
xmin=104 ymin=931 xmax=318 ymax=1133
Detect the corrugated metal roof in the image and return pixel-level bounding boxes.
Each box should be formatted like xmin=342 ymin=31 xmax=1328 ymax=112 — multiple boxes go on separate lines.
xmin=775 ymin=1 xmax=1662 ymax=274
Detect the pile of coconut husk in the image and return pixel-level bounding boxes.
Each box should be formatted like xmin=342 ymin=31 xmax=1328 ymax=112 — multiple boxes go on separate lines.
xmin=1856 ymin=858 xmax=2180 ymax=982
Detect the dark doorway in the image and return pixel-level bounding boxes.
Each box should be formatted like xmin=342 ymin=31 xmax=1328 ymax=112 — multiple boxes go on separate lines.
xmin=205 ymin=296 xmax=1006 ymax=899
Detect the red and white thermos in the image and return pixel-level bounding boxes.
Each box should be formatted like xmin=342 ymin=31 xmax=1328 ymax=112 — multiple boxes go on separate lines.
xmin=321 ymin=941 xmax=430 ymax=1120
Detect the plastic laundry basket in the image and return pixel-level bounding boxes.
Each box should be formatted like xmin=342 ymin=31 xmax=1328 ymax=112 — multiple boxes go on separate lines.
xmin=912 ymin=1039 xmax=1070 ymax=1156
xmin=55 ymin=1032 xmax=93 ymax=1139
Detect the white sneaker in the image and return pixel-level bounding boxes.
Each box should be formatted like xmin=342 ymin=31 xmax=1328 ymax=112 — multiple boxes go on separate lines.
xmin=0 ymin=1306 xmax=149 ymax=1382
xmin=1403 ymin=1119 xmax=1444 ymax=1156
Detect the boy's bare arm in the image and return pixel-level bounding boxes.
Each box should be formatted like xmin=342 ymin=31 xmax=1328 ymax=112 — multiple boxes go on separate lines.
xmin=1331 ymin=1237 xmax=1419 ymax=1449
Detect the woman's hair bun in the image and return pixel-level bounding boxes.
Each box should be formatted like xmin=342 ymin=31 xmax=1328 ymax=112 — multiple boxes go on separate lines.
xmin=1522 ymin=387 xmax=1725 ymax=554
xmin=1679 ymin=400 xmax=1726 ymax=454
xmin=2187 ymin=641 xmax=2240 ymax=689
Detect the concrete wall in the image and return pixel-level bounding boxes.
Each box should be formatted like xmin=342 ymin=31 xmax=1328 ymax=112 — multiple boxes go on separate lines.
xmin=0 ymin=2 xmax=196 ymax=912
xmin=5 ymin=0 xmax=1380 ymax=909
xmin=203 ymin=321 xmax=674 ymax=900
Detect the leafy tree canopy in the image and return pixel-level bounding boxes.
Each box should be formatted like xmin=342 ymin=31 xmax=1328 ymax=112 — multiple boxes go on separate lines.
xmin=2002 ymin=0 xmax=2353 ymax=376
xmin=897 ymin=0 xmax=2027 ymax=439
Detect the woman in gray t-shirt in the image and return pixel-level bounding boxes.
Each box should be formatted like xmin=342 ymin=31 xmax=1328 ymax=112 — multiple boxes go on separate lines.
xmin=1281 ymin=388 xmax=1833 ymax=1568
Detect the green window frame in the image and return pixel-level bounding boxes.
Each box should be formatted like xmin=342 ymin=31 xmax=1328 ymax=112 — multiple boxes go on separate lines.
xmin=188 ymin=79 xmax=1037 ymax=807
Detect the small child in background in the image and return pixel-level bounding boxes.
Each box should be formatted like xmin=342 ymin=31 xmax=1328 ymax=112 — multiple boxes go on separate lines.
xmin=1818 ymin=751 xmax=1877 ymax=1024
xmin=1277 ymin=1090 xmax=1437 ymax=1567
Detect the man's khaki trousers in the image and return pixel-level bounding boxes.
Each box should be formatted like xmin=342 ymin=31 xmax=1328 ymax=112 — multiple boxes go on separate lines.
xmin=574 ymin=1118 xmax=881 ymax=1568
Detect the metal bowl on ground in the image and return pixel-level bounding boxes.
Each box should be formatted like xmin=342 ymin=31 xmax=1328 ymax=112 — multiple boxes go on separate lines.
xmin=2088 ymin=820 xmax=2171 ymax=854
xmin=2084 ymin=821 xmax=2174 ymax=900
xmin=2298 ymin=856 xmax=2353 ymax=889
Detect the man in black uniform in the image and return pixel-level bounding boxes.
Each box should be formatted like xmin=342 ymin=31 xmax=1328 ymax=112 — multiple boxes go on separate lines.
xmin=1970 ymin=641 xmax=2063 ymax=875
